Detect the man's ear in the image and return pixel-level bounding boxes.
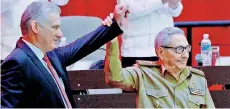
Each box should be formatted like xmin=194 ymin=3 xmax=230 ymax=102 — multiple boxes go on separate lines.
xmin=156 ymin=47 xmax=164 ymax=60
xmin=30 ymin=20 xmax=39 ymax=34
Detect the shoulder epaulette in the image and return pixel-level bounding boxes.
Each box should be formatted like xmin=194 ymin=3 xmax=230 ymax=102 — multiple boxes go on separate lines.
xmin=136 ymin=60 xmax=160 ymax=67
xmin=188 ymin=67 xmax=205 ymax=77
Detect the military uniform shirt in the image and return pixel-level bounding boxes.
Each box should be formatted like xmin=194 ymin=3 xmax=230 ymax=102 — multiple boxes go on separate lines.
xmin=104 ymin=39 xmax=215 ymax=108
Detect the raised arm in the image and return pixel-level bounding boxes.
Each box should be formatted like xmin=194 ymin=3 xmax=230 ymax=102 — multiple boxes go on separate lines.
xmin=54 ymin=18 xmax=123 ymax=66
xmin=166 ymin=0 xmax=183 ymax=17
xmin=118 ymin=0 xmax=165 ymax=19
xmin=54 ymin=5 xmax=129 ymax=66
xmin=104 ymin=38 xmax=141 ymax=91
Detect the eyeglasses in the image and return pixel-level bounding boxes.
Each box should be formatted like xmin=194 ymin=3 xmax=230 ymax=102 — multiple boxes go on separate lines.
xmin=161 ymin=45 xmax=191 ymax=54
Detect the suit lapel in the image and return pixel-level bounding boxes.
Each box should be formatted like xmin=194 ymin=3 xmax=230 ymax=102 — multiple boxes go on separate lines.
xmin=47 ymin=52 xmax=69 ymax=88
xmin=16 ymin=38 xmax=65 ymax=106
xmin=47 ymin=50 xmax=75 ymax=106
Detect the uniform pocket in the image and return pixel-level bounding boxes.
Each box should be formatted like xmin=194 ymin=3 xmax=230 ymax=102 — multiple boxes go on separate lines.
xmin=146 ymin=88 xmax=168 ymax=98
xmin=145 ymin=88 xmax=168 ymax=107
xmin=188 ymin=94 xmax=205 ymax=108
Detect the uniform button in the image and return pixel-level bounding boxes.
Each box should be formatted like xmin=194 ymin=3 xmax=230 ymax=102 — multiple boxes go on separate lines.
xmin=176 ymin=101 xmax=179 ymax=105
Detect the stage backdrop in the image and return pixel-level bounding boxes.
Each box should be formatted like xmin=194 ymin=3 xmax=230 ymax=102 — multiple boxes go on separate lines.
xmin=60 ymin=0 xmax=230 ymax=66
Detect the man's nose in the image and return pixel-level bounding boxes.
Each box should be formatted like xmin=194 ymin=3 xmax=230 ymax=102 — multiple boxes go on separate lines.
xmin=181 ymin=50 xmax=189 ymax=58
xmin=57 ymin=30 xmax=63 ymax=38
xmin=57 ymin=35 xmax=63 ymax=38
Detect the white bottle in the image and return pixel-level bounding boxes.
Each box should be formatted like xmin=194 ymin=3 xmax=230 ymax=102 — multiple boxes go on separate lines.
xmin=201 ymin=34 xmax=212 ymax=66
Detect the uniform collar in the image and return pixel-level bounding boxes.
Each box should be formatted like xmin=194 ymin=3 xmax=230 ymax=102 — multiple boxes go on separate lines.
xmin=160 ymin=63 xmax=167 ymax=77
xmin=160 ymin=62 xmax=192 ymax=83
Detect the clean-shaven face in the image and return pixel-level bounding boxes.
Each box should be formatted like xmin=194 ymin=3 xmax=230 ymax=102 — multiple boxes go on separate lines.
xmin=37 ymin=12 xmax=62 ymax=52
xmin=161 ymin=34 xmax=190 ymax=71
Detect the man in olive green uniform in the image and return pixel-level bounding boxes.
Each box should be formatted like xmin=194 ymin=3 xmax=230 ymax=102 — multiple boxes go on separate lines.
xmin=104 ymin=27 xmax=215 ymax=108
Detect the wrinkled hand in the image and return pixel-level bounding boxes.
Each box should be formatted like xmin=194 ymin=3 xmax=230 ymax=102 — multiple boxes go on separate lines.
xmin=168 ymin=0 xmax=181 ymax=9
xmin=113 ymin=5 xmax=129 ymax=27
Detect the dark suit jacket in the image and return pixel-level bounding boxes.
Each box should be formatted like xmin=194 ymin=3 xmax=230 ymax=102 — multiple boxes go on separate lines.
xmin=1 ymin=20 xmax=122 ymax=108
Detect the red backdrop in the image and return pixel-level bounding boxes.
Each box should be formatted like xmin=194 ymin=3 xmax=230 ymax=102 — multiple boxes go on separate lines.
xmin=60 ymin=0 xmax=230 ymax=66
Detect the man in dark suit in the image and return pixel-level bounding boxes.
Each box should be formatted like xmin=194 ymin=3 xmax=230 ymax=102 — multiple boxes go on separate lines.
xmin=1 ymin=1 xmax=129 ymax=108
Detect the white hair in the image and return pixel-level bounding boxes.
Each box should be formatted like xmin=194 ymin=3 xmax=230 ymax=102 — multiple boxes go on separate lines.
xmin=154 ymin=27 xmax=185 ymax=53
xmin=20 ymin=1 xmax=61 ymax=35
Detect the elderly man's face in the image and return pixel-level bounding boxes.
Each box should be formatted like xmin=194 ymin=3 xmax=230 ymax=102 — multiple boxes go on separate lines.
xmin=37 ymin=12 xmax=63 ymax=52
xmin=159 ymin=34 xmax=190 ymax=72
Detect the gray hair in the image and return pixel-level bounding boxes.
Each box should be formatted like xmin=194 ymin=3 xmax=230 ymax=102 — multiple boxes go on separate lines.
xmin=154 ymin=27 xmax=185 ymax=53
xmin=20 ymin=1 xmax=61 ymax=35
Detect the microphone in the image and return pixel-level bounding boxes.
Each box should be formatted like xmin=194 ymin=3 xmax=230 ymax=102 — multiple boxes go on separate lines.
xmin=195 ymin=54 xmax=203 ymax=66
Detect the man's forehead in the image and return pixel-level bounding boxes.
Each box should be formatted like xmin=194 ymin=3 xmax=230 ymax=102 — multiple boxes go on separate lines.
xmin=47 ymin=13 xmax=61 ymax=24
xmin=38 ymin=12 xmax=60 ymax=26
xmin=169 ymin=34 xmax=188 ymax=46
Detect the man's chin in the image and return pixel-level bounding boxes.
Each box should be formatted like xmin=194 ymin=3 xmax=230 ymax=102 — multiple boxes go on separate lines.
xmin=178 ymin=64 xmax=186 ymax=70
xmin=46 ymin=47 xmax=56 ymax=52
xmin=52 ymin=44 xmax=57 ymax=49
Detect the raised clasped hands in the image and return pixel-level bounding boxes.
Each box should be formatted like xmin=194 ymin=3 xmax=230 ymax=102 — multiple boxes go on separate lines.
xmin=102 ymin=5 xmax=130 ymax=27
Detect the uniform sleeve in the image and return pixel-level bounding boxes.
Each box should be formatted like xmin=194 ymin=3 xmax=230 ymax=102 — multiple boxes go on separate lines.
xmin=204 ymin=78 xmax=215 ymax=108
xmin=104 ymin=38 xmax=140 ymax=91
xmin=118 ymin=0 xmax=164 ymax=19
xmin=165 ymin=1 xmax=183 ymax=17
